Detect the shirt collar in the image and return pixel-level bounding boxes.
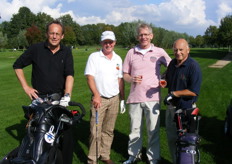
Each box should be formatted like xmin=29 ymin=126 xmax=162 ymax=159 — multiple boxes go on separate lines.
xmin=174 ymin=55 xmax=190 ymax=67
xmin=100 ymin=50 xmax=116 ymax=60
xmin=44 ymin=41 xmax=63 ymax=51
xmin=134 ymin=44 xmax=154 ymax=54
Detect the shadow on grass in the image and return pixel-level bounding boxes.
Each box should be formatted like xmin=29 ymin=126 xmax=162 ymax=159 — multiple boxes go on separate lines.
xmin=72 ymin=118 xmax=132 ymax=163
xmin=159 ymin=109 xmax=232 ymax=164
xmin=5 ymin=109 xmax=232 ymax=164
xmin=5 ymin=119 xmax=28 ymax=142
xmin=72 ymin=111 xmax=172 ymax=163
xmin=199 ymin=116 xmax=232 ymax=164
xmin=4 ymin=117 xmax=90 ymax=163
xmin=3 ymin=111 xmax=172 ymax=164
xmin=190 ymin=49 xmax=229 ymax=60
xmin=72 ymin=119 xmax=89 ymax=163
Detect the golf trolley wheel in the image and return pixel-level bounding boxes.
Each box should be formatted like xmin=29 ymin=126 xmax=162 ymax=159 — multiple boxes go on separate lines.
xmin=224 ymin=117 xmax=230 ymax=135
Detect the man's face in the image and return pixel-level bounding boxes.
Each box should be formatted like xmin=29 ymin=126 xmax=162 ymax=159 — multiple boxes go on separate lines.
xmin=173 ymin=40 xmax=190 ymax=63
xmin=101 ymin=39 xmax=116 ymax=55
xmin=137 ymin=27 xmax=153 ymax=49
xmin=46 ymin=24 xmax=64 ymax=48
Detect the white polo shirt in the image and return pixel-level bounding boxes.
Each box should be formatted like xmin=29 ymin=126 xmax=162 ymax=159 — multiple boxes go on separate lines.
xmin=84 ymin=50 xmax=123 ymax=98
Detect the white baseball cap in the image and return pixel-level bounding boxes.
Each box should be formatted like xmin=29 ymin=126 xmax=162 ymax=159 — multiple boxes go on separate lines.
xmin=101 ymin=31 xmax=116 ymax=41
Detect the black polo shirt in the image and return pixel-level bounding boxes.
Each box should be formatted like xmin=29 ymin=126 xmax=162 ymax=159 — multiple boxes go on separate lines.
xmin=13 ymin=42 xmax=74 ymax=95
xmin=166 ymin=56 xmax=202 ymax=109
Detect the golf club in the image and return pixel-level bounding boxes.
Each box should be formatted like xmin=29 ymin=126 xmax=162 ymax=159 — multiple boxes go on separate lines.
xmin=96 ymin=110 xmax=98 ymax=164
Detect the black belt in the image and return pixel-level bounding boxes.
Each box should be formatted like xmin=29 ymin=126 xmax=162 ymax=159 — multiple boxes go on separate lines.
xmin=101 ymin=95 xmax=117 ymax=99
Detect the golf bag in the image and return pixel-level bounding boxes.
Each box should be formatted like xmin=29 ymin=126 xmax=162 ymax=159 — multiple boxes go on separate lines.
xmin=224 ymin=102 xmax=232 ymax=136
xmin=175 ymin=108 xmax=201 ymax=164
xmin=0 ymin=95 xmax=85 ymax=164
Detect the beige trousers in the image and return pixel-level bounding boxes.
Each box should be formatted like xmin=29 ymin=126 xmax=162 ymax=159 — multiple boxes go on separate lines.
xmin=87 ymin=95 xmax=119 ymax=164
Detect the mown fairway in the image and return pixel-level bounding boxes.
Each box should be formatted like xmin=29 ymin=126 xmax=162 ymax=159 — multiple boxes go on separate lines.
xmin=0 ymin=47 xmax=232 ymax=164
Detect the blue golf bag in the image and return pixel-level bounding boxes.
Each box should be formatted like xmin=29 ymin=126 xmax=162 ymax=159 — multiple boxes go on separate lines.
xmin=0 ymin=94 xmax=85 ymax=164
xmin=175 ymin=108 xmax=201 ymax=164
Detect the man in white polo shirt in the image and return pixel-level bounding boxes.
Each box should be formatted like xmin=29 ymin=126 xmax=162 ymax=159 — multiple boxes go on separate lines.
xmin=123 ymin=23 xmax=171 ymax=164
xmin=85 ymin=31 xmax=125 ymax=164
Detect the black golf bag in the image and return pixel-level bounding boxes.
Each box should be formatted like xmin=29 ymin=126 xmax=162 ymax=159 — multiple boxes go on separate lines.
xmin=175 ymin=108 xmax=201 ymax=164
xmin=224 ymin=101 xmax=232 ymax=136
xmin=0 ymin=95 xmax=85 ymax=164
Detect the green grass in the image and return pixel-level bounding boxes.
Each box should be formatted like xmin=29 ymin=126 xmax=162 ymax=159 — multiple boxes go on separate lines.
xmin=0 ymin=47 xmax=232 ymax=164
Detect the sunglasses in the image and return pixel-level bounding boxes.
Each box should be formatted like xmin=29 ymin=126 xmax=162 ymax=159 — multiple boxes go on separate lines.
xmin=102 ymin=40 xmax=114 ymax=45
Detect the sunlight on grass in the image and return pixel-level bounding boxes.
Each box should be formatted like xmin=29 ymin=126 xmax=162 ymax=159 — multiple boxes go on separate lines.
xmin=0 ymin=48 xmax=231 ymax=164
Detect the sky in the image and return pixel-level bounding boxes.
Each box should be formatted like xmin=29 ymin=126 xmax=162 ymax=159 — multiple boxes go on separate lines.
xmin=0 ymin=0 xmax=232 ymax=37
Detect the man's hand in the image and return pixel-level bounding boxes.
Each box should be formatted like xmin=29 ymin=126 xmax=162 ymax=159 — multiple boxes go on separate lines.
xmin=92 ymin=95 xmax=101 ymax=109
xmin=24 ymin=86 xmax=39 ymax=100
xmin=60 ymin=93 xmax=71 ymax=107
xmin=164 ymin=92 xmax=175 ymax=105
xmin=120 ymin=100 xmax=126 ymax=114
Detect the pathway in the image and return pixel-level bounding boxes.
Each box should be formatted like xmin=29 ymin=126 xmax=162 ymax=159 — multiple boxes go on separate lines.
xmin=208 ymin=52 xmax=232 ymax=68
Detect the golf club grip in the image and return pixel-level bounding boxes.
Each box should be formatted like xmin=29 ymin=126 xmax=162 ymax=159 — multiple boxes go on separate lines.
xmin=68 ymin=101 xmax=86 ymax=117
xmin=96 ymin=111 xmax=98 ymax=124
xmin=191 ymin=108 xmax=199 ymax=115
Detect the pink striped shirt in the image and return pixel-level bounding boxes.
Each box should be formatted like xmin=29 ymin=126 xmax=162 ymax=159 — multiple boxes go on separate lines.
xmin=123 ymin=44 xmax=171 ymax=103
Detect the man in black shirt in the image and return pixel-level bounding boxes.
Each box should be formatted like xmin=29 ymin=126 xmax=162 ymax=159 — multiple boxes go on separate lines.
xmin=13 ymin=20 xmax=74 ymax=164
xmin=13 ymin=20 xmax=74 ymax=100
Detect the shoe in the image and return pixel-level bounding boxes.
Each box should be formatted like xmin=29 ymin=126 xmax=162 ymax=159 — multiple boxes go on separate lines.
xmin=123 ymin=156 xmax=136 ymax=164
xmin=101 ymin=159 xmax=115 ymax=164
xmin=148 ymin=159 xmax=159 ymax=164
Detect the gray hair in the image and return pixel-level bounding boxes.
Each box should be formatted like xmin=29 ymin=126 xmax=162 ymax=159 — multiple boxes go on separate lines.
xmin=136 ymin=23 xmax=153 ymax=36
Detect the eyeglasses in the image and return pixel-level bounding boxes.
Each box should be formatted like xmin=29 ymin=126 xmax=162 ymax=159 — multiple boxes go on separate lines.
xmin=48 ymin=32 xmax=62 ymax=37
xmin=103 ymin=41 xmax=114 ymax=45
xmin=138 ymin=33 xmax=150 ymax=37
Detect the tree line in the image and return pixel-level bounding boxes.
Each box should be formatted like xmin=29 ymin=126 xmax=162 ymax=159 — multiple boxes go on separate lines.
xmin=0 ymin=7 xmax=231 ymax=50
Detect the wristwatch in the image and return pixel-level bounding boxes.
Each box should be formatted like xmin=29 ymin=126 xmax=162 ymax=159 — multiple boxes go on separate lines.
xmin=64 ymin=93 xmax=70 ymax=97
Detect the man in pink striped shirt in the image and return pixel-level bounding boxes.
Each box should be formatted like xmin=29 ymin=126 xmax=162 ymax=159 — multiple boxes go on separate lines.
xmin=123 ymin=23 xmax=171 ymax=164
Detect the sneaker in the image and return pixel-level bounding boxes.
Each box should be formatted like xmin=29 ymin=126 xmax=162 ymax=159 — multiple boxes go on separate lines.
xmin=148 ymin=159 xmax=159 ymax=164
xmin=123 ymin=156 xmax=136 ymax=164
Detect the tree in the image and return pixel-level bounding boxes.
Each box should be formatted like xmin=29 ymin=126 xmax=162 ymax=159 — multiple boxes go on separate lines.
xmin=204 ymin=25 xmax=218 ymax=47
xmin=6 ymin=7 xmax=36 ymax=38
xmin=116 ymin=22 xmax=138 ymax=47
xmin=62 ymin=26 xmax=76 ymax=47
xmin=160 ymin=31 xmax=184 ymax=49
xmin=0 ymin=31 xmax=8 ymax=49
xmin=58 ymin=14 xmax=75 ymax=27
xmin=59 ymin=14 xmax=87 ymax=46
xmin=188 ymin=36 xmax=196 ymax=47
xmin=153 ymin=27 xmax=167 ymax=47
xmin=35 ymin=12 xmax=53 ymax=37
xmin=0 ymin=7 xmax=200 ymax=48
xmin=25 ymin=25 xmax=43 ymax=45
xmin=195 ymin=35 xmax=205 ymax=48
xmin=72 ymin=23 xmax=85 ymax=46
xmin=17 ymin=30 xmax=28 ymax=49
xmin=218 ymin=15 xmax=232 ymax=50
xmin=81 ymin=24 xmax=102 ymax=45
